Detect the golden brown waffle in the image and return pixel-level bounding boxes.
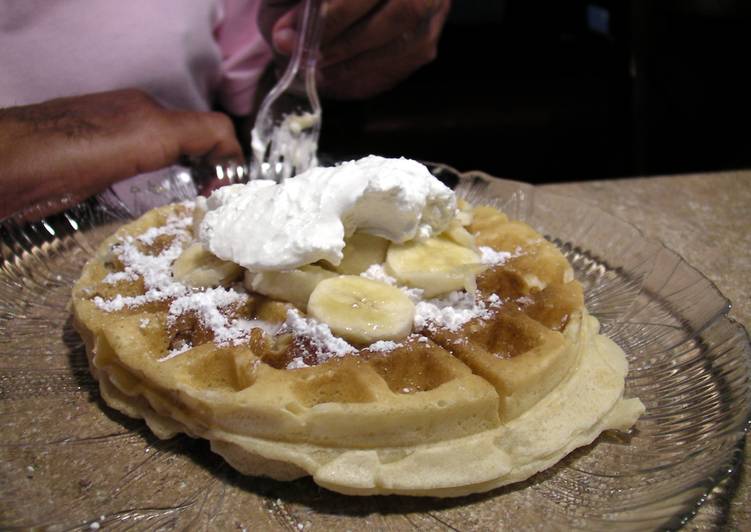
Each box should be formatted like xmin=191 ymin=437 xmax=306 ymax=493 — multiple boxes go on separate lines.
xmin=72 ymin=202 xmax=643 ymax=496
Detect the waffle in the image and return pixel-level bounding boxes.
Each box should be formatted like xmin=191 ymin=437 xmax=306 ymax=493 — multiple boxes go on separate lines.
xmin=72 ymin=202 xmax=643 ymax=497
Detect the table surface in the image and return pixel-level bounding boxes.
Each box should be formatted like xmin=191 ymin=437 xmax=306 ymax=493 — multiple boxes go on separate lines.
xmin=543 ymin=171 xmax=751 ymax=529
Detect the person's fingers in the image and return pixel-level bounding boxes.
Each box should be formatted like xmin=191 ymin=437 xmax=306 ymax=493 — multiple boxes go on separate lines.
xmin=320 ymin=40 xmax=430 ymax=100
xmin=319 ymin=0 xmax=381 ymax=45
xmin=320 ymin=0 xmax=444 ymax=67
xmin=85 ymin=96 xmax=242 ymax=176
xmin=319 ymin=1 xmax=448 ymax=100
xmin=270 ymin=0 xmax=382 ymax=56
xmin=0 ymin=89 xmax=244 ymax=219
xmin=258 ymin=0 xmax=298 ymax=47
xmin=270 ymin=6 xmax=302 ymax=55
xmin=167 ymin=110 xmax=244 ymax=164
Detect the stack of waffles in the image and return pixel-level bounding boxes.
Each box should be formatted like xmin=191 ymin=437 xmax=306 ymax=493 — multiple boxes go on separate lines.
xmin=72 ymin=200 xmax=643 ymax=496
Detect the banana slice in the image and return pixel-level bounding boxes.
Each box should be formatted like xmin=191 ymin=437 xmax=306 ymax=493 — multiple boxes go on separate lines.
xmin=335 ymin=233 xmax=390 ymax=275
xmin=307 ymin=275 xmax=415 ymax=345
xmin=246 ymin=265 xmax=336 ymax=310
xmin=192 ymin=196 xmax=207 ymax=238
xmin=172 ymin=243 xmax=241 ymax=287
xmin=386 ymin=236 xmax=484 ymax=298
xmin=456 ymin=198 xmax=474 ymax=226
xmin=443 ymin=218 xmax=477 ymax=250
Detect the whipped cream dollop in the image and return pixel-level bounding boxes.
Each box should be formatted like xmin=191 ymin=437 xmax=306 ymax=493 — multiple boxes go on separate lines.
xmin=199 ymin=156 xmax=456 ymax=271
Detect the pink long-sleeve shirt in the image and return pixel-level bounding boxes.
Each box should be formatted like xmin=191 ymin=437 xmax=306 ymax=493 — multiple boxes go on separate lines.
xmin=1 ymin=0 xmax=273 ymax=213
xmin=0 ymin=0 xmax=272 ymax=115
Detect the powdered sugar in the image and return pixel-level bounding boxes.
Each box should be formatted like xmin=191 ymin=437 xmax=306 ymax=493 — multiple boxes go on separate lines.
xmin=95 ymin=213 xmax=193 ymax=311
xmin=360 ymin=263 xmax=396 ymax=285
xmin=479 ymin=246 xmax=512 ymax=266
xmin=93 ymin=210 xmax=281 ymax=361
xmin=159 ymin=341 xmax=193 ymax=362
xmin=94 ymin=208 xmax=511 ymax=366
xmin=283 ymin=309 xmax=356 ymax=369
xmin=414 ymin=290 xmax=493 ymax=332
xmin=362 ymin=262 xmax=496 ymax=332
xmin=93 ymin=283 xmax=186 ymax=312
xmin=368 ymin=340 xmax=401 ymax=352
xmin=400 ymin=286 xmax=425 ymax=303
xmin=286 ymin=357 xmax=310 ymax=370
xmin=361 ymin=264 xmax=424 ymax=301
xmin=167 ymin=287 xmax=253 ymax=346
xmin=102 ymin=270 xmax=139 ymax=284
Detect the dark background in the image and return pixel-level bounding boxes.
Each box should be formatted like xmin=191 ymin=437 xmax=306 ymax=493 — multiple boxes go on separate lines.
xmin=319 ymin=0 xmax=751 ymax=182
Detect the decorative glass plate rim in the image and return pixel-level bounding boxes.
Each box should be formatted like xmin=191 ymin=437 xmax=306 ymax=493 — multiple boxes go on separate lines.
xmin=435 ymin=159 xmax=743 ymax=329
xmin=1 ymin=161 xmax=749 ymax=531
xmin=431 ymin=160 xmax=751 ymax=528
xmin=446 ymin=162 xmax=751 ymax=528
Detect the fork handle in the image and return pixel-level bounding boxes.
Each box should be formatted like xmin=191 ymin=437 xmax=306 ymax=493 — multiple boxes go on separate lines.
xmin=279 ymin=0 xmax=324 ymax=99
xmin=293 ymin=0 xmax=323 ymax=119
xmin=298 ymin=0 xmax=324 ymax=72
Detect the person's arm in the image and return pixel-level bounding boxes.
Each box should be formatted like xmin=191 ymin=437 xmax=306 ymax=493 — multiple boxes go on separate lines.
xmin=0 ymin=89 xmax=243 ymax=219
xmin=259 ymin=0 xmax=451 ymax=100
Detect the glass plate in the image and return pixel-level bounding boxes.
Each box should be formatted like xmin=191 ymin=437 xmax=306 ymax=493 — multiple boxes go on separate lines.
xmin=1 ymin=164 xmax=749 ymax=531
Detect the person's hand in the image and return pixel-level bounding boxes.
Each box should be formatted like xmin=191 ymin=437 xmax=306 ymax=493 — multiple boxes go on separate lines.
xmin=0 ymin=89 xmax=243 ymax=219
xmin=259 ymin=0 xmax=451 ymax=100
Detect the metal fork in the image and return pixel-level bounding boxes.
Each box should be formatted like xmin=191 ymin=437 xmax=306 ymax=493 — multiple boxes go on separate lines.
xmin=250 ymin=0 xmax=324 ymax=182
